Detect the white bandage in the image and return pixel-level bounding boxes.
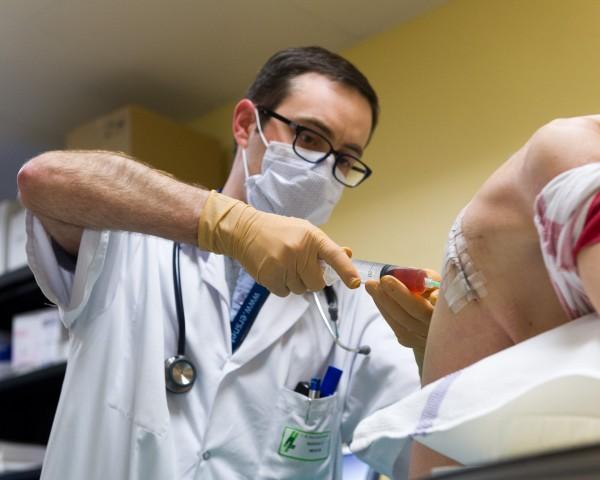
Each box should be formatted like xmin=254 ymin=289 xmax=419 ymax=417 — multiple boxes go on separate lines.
xmin=442 ymin=208 xmax=487 ymax=313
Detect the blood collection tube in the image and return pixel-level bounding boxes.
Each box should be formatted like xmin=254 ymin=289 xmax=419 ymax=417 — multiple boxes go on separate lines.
xmin=321 ymin=259 xmax=440 ymax=294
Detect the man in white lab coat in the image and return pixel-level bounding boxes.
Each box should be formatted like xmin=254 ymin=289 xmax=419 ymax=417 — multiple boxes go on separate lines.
xmin=18 ymin=46 xmax=434 ymax=479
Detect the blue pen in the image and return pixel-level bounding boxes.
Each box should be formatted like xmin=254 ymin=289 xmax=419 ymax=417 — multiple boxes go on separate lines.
xmin=308 ymin=377 xmax=321 ymax=399
xmin=320 ymin=366 xmax=343 ymax=398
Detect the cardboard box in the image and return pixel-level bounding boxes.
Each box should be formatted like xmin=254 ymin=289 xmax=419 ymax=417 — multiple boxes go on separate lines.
xmin=66 ymin=105 xmax=227 ymax=189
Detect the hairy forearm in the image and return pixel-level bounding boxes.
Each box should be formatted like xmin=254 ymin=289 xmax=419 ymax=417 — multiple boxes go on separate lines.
xmin=18 ymin=150 xmax=207 ymax=246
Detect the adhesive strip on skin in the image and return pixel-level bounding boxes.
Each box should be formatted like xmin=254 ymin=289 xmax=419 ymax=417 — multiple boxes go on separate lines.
xmin=442 ymin=209 xmax=488 ymax=314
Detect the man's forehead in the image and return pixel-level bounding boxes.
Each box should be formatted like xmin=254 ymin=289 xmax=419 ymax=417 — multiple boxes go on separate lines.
xmin=283 ymin=72 xmax=346 ymax=105
xmin=279 ymin=74 xmax=372 ymax=149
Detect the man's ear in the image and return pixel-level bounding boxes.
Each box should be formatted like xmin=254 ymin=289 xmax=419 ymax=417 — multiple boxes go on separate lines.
xmin=232 ymin=99 xmax=257 ymax=149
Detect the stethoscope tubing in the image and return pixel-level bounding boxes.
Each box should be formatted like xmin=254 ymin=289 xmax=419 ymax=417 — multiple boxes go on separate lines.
xmin=172 ymin=242 xmax=186 ymax=356
xmin=312 ymin=291 xmax=371 ymax=356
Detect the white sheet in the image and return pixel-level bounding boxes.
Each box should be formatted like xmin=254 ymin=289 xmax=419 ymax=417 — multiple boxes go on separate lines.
xmin=350 ymin=314 xmax=600 ymax=470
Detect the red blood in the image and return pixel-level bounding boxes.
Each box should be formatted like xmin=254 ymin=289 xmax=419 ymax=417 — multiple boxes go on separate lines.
xmin=381 ymin=267 xmax=427 ymax=293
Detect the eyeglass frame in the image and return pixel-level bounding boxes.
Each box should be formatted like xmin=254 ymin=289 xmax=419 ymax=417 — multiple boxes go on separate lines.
xmin=255 ymin=106 xmax=373 ymax=188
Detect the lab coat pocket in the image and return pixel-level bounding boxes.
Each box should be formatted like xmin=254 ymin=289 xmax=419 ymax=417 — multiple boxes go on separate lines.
xmin=257 ymin=387 xmax=341 ymax=480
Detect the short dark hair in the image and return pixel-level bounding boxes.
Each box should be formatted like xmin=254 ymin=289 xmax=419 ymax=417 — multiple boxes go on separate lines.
xmin=246 ymin=46 xmax=379 ymax=135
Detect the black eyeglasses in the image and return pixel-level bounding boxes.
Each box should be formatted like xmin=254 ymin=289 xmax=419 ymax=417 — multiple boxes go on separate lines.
xmin=256 ymin=106 xmax=372 ymax=188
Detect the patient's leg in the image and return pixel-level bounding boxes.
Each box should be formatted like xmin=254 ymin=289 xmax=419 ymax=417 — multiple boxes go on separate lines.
xmin=422 ymin=286 xmax=513 ymax=382
xmin=409 ymin=274 xmax=514 ymax=478
xmin=411 ymin=447 xmax=456 ymax=479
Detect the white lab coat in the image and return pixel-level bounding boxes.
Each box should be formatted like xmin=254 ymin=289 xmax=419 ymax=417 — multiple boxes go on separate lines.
xmin=26 ymin=213 xmax=419 ymax=480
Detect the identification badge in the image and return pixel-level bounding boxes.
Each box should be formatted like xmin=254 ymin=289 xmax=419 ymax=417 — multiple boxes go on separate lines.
xmin=278 ymin=426 xmax=331 ymax=461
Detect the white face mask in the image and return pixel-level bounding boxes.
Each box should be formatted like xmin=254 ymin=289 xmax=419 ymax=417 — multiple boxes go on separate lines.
xmin=242 ymin=110 xmax=344 ymax=226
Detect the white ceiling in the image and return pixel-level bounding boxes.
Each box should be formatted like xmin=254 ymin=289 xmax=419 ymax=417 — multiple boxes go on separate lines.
xmin=0 ymin=0 xmax=445 ymax=199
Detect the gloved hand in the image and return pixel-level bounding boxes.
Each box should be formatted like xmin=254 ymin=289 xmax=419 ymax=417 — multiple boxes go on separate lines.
xmin=197 ymin=190 xmax=360 ymax=297
xmin=365 ymin=269 xmax=440 ymax=375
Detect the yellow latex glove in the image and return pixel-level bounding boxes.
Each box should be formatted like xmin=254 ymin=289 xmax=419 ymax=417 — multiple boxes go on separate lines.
xmin=365 ymin=269 xmax=440 ymax=375
xmin=197 ymin=190 xmax=360 ymax=297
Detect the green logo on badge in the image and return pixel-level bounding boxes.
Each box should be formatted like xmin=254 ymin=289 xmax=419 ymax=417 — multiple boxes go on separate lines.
xmin=278 ymin=427 xmax=331 ymax=461
xmin=282 ymin=430 xmax=298 ymax=452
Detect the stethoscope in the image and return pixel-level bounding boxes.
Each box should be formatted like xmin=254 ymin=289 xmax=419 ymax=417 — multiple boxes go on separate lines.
xmin=312 ymin=290 xmax=371 ymax=356
xmin=165 ymin=242 xmax=370 ymax=394
xmin=165 ymin=242 xmax=197 ymax=393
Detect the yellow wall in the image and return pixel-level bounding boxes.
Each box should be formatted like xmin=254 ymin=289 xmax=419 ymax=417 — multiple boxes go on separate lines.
xmin=191 ymin=0 xmax=600 ymax=270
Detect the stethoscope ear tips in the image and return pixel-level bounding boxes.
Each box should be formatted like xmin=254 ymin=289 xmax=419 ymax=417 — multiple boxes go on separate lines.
xmin=165 ymin=355 xmax=197 ymax=394
xmin=358 ymin=346 xmax=371 ymax=355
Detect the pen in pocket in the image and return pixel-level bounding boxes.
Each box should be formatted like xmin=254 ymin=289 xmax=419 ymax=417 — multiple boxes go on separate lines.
xmin=320 ymin=366 xmax=342 ymax=398
xmin=308 ymin=377 xmax=321 ymax=399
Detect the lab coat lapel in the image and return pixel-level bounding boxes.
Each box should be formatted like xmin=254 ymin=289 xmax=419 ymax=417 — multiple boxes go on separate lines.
xmin=229 ymin=292 xmax=309 ymax=367
xmin=195 ymin=249 xmax=310 ymax=366
xmin=198 ymin=251 xmax=230 ymax=307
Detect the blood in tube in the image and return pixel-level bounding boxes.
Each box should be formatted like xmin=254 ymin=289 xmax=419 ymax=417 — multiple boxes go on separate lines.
xmin=380 ymin=266 xmax=433 ymax=294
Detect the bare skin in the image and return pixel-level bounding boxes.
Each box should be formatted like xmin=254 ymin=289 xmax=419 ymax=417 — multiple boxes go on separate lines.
xmin=411 ymin=115 xmax=600 ymax=478
xmin=17 ymin=152 xmax=206 ymax=254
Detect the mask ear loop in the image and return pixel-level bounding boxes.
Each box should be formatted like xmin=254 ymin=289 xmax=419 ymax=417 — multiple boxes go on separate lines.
xmin=242 ymin=107 xmax=270 ymax=179
xmin=254 ymin=107 xmax=269 ymax=147
xmin=242 ymin=148 xmax=250 ymax=179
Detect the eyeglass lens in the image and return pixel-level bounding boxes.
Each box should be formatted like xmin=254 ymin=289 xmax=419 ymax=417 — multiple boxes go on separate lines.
xmin=292 ymin=130 xmax=368 ymax=187
xmin=334 ymin=157 xmax=368 ymax=187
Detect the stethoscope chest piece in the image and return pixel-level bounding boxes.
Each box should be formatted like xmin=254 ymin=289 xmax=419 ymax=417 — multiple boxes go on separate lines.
xmin=167 ymin=242 xmax=198 ymax=394
xmin=165 ymin=354 xmax=197 ymax=394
